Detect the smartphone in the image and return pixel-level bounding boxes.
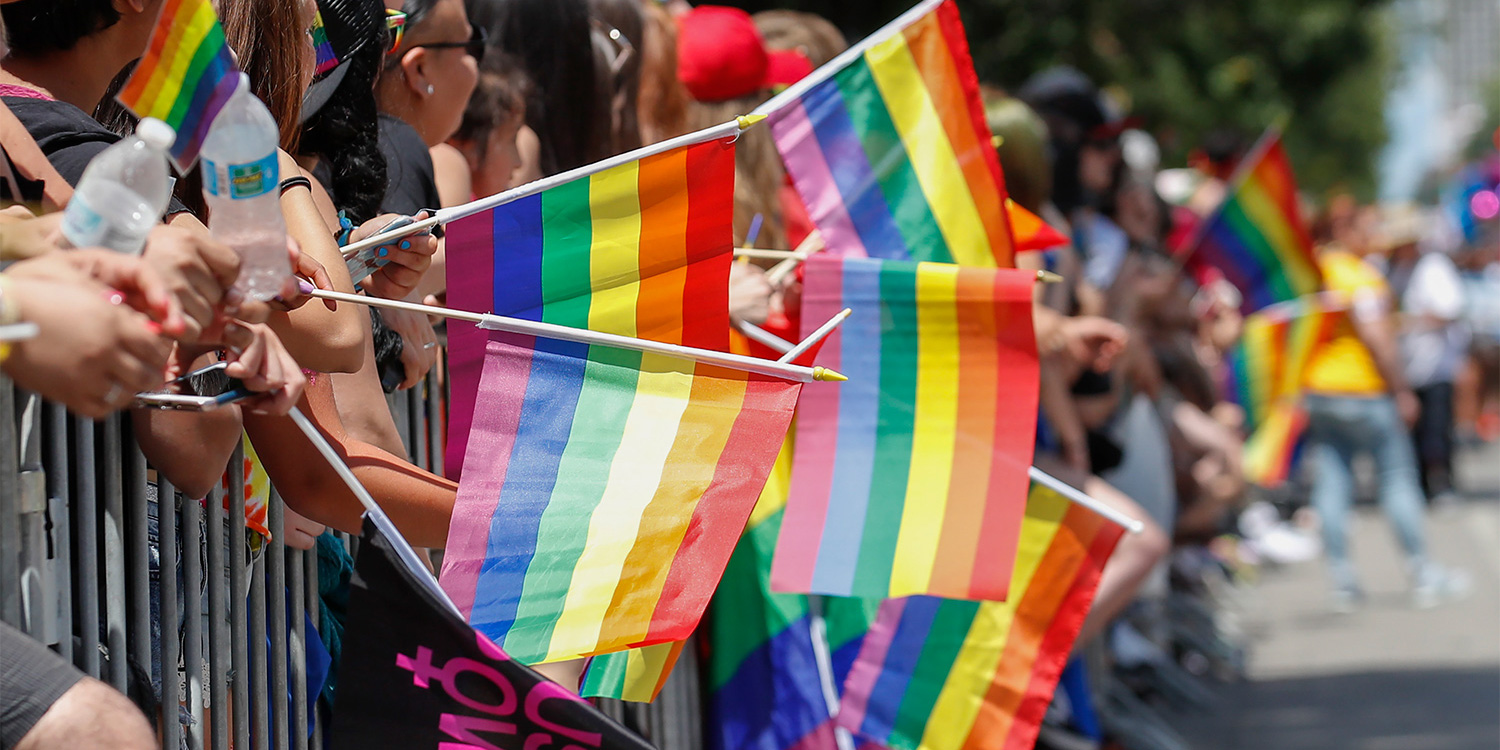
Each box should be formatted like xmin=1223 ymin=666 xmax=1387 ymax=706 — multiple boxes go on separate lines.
xmin=345 ymin=215 xmax=428 ymax=286
xmin=133 ymin=361 xmax=255 ymax=411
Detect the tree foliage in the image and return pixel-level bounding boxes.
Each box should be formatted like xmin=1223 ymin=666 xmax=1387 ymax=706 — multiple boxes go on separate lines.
xmin=729 ymin=0 xmax=1393 ymax=198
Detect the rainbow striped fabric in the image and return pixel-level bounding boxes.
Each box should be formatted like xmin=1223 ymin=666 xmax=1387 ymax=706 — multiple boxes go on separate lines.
xmin=445 ymin=137 xmax=735 ymax=478
xmin=310 ymin=11 xmax=339 ymax=76
xmin=1228 ymin=296 xmax=1343 ymax=485
xmin=438 ymin=333 xmax=799 ymax=664
xmin=116 ymin=0 xmax=240 ymax=168
xmin=1186 ymin=132 xmax=1321 ymax=314
xmin=580 ymin=640 xmax=685 ymax=703
xmin=1006 ymin=200 xmax=1068 ymax=253
xmin=774 ymin=256 xmax=1038 ymax=602
xmin=838 ymin=483 xmax=1124 ymax=750
xmin=767 ymin=0 xmax=1014 ymax=268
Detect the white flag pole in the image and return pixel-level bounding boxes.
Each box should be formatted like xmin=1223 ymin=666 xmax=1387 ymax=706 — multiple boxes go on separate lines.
xmin=1028 ymin=466 xmax=1146 ymax=534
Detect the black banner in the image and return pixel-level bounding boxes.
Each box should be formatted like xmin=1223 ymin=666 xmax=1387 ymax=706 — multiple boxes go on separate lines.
xmin=332 ymin=516 xmax=655 ymax=750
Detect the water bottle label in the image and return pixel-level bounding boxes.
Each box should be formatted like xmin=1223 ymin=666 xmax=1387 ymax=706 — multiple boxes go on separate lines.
xmin=203 ymin=152 xmax=279 ymax=200
xmin=61 ymin=193 xmax=106 ymax=247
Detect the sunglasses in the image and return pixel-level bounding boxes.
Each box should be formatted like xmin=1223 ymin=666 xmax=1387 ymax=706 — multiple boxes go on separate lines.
xmin=384 ymin=9 xmax=408 ymax=56
xmin=397 ymin=21 xmax=488 ymax=65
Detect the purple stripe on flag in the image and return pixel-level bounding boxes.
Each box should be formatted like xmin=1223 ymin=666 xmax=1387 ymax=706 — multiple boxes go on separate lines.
xmin=807 ymin=259 xmax=883 ymax=594
xmin=837 ymin=597 xmax=908 ymax=735
xmin=771 ymin=98 xmax=870 ymax=258
xmin=852 ymin=596 xmax=942 ymax=741
xmin=799 ymin=78 xmax=911 ymax=260
xmin=170 ymin=62 xmax=237 ymax=167
xmin=438 ymin=333 xmax=536 ymax=617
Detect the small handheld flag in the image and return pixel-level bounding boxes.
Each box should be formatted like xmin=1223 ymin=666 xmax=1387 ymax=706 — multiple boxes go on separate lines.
xmin=774 ymin=256 xmax=1039 ymax=602
xmin=116 ymin=0 xmax=241 ymax=169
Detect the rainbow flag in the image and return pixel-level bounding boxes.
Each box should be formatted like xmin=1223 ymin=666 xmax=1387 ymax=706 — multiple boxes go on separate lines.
xmin=438 ymin=332 xmax=798 ymax=664
xmin=1185 ymin=130 xmax=1321 ymax=314
xmin=838 ymin=483 xmax=1124 ymax=750
xmin=445 ymin=137 xmax=735 ymax=478
xmin=774 ymin=256 xmax=1038 ymax=602
xmin=580 ymin=640 xmax=685 ymax=703
xmin=764 ymin=0 xmax=1015 ymax=268
xmin=1005 ymin=200 xmax=1068 ymax=253
xmin=116 ymin=0 xmax=240 ymax=169
xmin=310 ymin=11 xmax=339 ymax=76
xmin=1227 ymin=295 xmax=1343 ymax=485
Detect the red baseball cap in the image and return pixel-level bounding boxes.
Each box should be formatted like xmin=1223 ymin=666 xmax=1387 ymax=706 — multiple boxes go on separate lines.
xmin=679 ymin=6 xmax=804 ymax=102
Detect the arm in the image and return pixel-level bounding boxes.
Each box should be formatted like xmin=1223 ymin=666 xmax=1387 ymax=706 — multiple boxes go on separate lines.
xmin=131 ymin=353 xmax=244 ymax=498
xmin=269 ymin=154 xmax=365 ymax=372
xmin=243 ymin=375 xmax=456 ymax=547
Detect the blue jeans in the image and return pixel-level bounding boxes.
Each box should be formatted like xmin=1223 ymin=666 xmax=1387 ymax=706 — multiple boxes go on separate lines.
xmin=1304 ymin=394 xmax=1427 ymax=589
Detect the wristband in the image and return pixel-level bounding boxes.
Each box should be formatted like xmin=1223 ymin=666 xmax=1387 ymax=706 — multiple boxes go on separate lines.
xmin=278 ymin=175 xmax=313 ymax=195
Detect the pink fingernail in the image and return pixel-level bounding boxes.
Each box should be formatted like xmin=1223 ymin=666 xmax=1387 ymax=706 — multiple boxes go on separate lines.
xmin=298 ymin=279 xmax=315 ymax=295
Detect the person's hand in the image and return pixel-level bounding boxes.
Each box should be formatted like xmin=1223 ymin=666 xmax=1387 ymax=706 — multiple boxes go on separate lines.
xmin=729 ymin=262 xmax=773 ymax=325
xmin=217 ymin=322 xmax=306 ymax=415
xmin=1395 ymin=388 xmax=1420 ymax=428
xmin=270 ymin=237 xmax=337 ymax=312
xmin=381 ymin=306 xmax=437 ymax=390
xmin=282 ymin=507 xmax=326 ymax=550
xmin=9 ymin=249 xmax=185 ymax=334
xmin=1057 ymin=315 xmax=1129 ymax=373
xmin=1060 ymin=429 xmax=1091 ymax=473
xmin=352 ymin=213 xmax=437 ymax=301
xmin=4 ymin=277 xmax=172 ymax=417
xmin=141 ymin=224 xmax=259 ymax=337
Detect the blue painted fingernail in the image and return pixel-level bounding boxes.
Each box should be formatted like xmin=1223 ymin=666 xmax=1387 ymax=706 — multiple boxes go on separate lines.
xmin=378 ymin=247 xmax=389 ymax=258
xmin=400 ymin=240 xmax=411 ymax=250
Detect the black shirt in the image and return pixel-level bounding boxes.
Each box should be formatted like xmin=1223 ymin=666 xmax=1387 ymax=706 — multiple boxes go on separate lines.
xmin=376 ymin=112 xmax=439 ymax=217
xmin=4 ymin=95 xmax=190 ymax=215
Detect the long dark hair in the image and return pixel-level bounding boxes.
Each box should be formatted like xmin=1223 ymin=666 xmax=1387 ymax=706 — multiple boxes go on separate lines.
xmin=300 ymin=0 xmax=388 ymax=223
xmin=218 ymin=0 xmax=310 ymax=152
xmin=468 ymin=0 xmax=610 ymax=176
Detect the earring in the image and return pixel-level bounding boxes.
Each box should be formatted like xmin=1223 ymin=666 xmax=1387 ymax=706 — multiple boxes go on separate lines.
xmin=426 ymin=84 xmax=435 ymax=95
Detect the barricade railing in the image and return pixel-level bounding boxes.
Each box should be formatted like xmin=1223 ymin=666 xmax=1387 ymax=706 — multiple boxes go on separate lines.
xmin=0 ymin=363 xmax=703 ymax=749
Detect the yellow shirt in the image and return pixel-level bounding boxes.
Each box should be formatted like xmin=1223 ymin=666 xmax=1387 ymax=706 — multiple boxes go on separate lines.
xmin=1303 ymin=251 xmax=1387 ymax=395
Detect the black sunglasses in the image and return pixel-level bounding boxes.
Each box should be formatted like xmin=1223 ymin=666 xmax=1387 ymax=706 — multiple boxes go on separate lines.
xmin=405 ymin=22 xmax=487 ymax=64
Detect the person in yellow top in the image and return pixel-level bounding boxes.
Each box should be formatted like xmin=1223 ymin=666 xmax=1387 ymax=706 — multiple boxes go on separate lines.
xmin=1302 ymin=245 xmax=1469 ymax=612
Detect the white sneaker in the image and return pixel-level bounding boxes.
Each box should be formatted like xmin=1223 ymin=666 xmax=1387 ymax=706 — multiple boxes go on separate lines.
xmin=1412 ymin=564 xmax=1472 ymax=610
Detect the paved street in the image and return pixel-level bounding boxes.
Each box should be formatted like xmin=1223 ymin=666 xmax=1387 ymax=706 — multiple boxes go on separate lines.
xmin=1172 ymin=445 xmax=1500 ymax=750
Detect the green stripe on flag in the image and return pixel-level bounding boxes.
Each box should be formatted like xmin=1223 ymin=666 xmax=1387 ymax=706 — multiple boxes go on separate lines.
xmin=834 ymin=60 xmax=953 ymax=263
xmin=165 ymin=26 xmax=224 ymax=129
xmin=852 ymin=264 xmax=919 ymax=595
xmin=708 ymin=507 xmax=808 ymax=692
xmin=540 ymin=178 xmax=594 ymax=328
xmin=1221 ymin=199 xmax=1296 ymax=304
xmin=891 ymin=599 xmax=981 ymax=744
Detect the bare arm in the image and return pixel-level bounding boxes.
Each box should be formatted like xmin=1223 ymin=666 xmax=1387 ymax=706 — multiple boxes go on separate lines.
xmin=243 ymin=375 xmax=455 ymax=547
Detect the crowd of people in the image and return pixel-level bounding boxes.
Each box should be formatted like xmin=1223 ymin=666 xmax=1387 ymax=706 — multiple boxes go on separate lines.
xmin=0 ymin=0 xmax=1493 ymax=748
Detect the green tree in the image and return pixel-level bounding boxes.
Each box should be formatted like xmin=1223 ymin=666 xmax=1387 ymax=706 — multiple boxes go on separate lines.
xmin=729 ymin=0 xmax=1393 ymax=198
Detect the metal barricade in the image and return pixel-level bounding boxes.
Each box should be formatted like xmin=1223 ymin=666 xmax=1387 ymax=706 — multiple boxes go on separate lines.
xmin=0 ymin=370 xmax=704 ymax=749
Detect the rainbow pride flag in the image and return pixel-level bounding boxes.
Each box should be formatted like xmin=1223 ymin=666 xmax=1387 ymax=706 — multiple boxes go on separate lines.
xmin=445 ymin=137 xmax=735 ymax=478
xmin=438 ymin=333 xmax=798 ymax=664
xmin=774 ymin=256 xmax=1038 ymax=602
xmin=116 ymin=0 xmax=240 ymax=169
xmin=1228 ymin=295 xmax=1343 ymax=485
xmin=580 ymin=640 xmax=685 ymax=703
xmin=762 ymin=0 xmax=1015 ymax=268
xmin=310 ymin=11 xmax=339 ymax=76
xmin=838 ymin=483 xmax=1124 ymax=750
xmin=1006 ymin=200 xmax=1068 ymax=253
xmin=1184 ymin=130 xmax=1321 ymax=314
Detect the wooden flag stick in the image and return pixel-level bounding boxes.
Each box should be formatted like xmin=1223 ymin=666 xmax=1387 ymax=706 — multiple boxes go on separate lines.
xmin=777 ymin=308 xmax=851 ymax=363
xmin=1028 ymin=466 xmax=1145 ymax=534
xmin=765 ymin=232 xmax=826 ymax=287
xmin=305 ymin=287 xmax=848 ymax=383
xmin=733 ymin=248 xmax=800 ymax=261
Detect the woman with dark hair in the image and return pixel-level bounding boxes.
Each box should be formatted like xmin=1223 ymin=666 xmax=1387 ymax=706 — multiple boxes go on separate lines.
xmin=588 ymin=0 xmax=643 ymax=154
xmin=469 ymin=0 xmax=610 ymax=177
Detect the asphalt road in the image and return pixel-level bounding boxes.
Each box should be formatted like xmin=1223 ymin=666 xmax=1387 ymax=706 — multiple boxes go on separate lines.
xmin=1171 ymin=444 xmax=1500 ymax=750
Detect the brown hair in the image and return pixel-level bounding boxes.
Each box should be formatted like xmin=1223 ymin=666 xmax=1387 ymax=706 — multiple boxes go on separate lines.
xmin=752 ymin=9 xmax=846 ymax=67
xmin=634 ymin=0 xmax=688 ymax=145
xmin=687 ymin=92 xmax=786 ymax=249
xmin=217 ymin=0 xmax=310 ymax=152
xmin=453 ymin=57 xmax=529 ymax=161
xmin=982 ymin=89 xmax=1052 ymax=214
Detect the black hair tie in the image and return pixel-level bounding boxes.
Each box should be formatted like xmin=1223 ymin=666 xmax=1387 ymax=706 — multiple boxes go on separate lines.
xmin=278 ymin=175 xmax=313 ymax=195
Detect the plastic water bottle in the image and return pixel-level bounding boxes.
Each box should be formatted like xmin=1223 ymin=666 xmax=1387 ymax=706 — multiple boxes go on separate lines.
xmin=200 ymin=73 xmax=289 ymax=301
xmin=60 ymin=117 xmax=176 ymax=254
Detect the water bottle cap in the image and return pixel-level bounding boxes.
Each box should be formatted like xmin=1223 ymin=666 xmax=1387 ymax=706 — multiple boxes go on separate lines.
xmin=136 ymin=118 xmax=177 ymax=152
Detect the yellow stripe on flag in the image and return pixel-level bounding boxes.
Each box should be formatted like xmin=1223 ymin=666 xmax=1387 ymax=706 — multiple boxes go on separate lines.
xmin=545 ymin=354 xmax=695 ymax=661
xmin=864 ymin=36 xmax=990 ymax=268
xmin=588 ymin=161 xmax=643 ymax=337
xmin=919 ymin=488 xmax=1069 ymax=749
xmin=147 ymin=4 xmax=217 ymax=119
xmin=889 ymin=263 xmax=961 ymax=597
xmin=135 ymin=1 xmax=213 ymax=118
xmin=1237 ymin=180 xmax=1312 ymax=288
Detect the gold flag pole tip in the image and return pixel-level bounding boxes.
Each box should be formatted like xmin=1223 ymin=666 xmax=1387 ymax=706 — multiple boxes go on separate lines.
xmin=1036 ymin=270 xmax=1064 ymax=284
xmin=736 ymin=113 xmax=768 ymax=130
xmin=812 ymin=367 xmax=848 ymax=382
